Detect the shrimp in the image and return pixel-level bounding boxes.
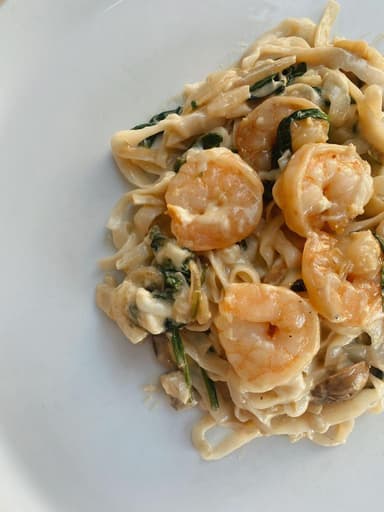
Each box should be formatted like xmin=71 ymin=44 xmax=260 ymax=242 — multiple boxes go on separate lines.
xmin=235 ymin=96 xmax=329 ymax=171
xmin=165 ymin=147 xmax=263 ymax=251
xmin=302 ymin=231 xmax=382 ymax=327
xmin=215 ymin=283 xmax=320 ymax=392
xmin=273 ymin=143 xmax=373 ymax=236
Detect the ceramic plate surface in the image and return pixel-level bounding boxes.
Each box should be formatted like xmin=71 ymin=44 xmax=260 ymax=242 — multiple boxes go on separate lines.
xmin=1 ymin=1 xmax=383 ymax=510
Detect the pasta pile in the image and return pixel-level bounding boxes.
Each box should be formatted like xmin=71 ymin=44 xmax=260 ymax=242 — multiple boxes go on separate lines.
xmin=97 ymin=0 xmax=384 ymax=459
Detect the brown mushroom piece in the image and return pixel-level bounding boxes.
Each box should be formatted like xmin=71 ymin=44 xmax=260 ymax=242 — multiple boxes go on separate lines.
xmin=160 ymin=371 xmax=198 ymax=410
xmin=312 ymin=362 xmax=370 ymax=404
xmin=152 ymin=334 xmax=175 ymax=370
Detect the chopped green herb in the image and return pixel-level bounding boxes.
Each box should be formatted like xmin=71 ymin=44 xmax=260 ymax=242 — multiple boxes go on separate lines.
xmin=149 ymin=225 xmax=168 ymax=252
xmin=273 ymin=108 xmax=329 ymax=166
xmin=132 ymin=106 xmax=182 ymax=148
xmin=237 ymin=239 xmax=248 ymax=250
xmin=290 ymin=279 xmax=306 ymax=292
xmin=161 ymin=259 xmax=179 ymax=273
xmin=152 ymin=289 xmax=175 ymax=301
xmin=191 ymin=100 xmax=198 ymax=110
xmin=370 ymin=366 xmax=384 ymax=380
xmin=180 ymin=260 xmax=192 ymax=285
xmin=166 ymin=321 xmax=192 ymax=396
xmin=201 ymin=367 xmax=219 ymax=410
xmin=174 ymin=156 xmax=186 ymax=172
xmin=200 ymin=132 xmax=223 ymax=149
xmin=153 ymin=258 xmax=191 ymax=301
xmin=249 ymin=63 xmax=307 ymax=100
xmin=153 ymin=265 xmax=183 ymax=301
xmin=162 ymin=269 xmax=183 ymax=293
xmin=160 ymin=257 xmax=191 ymax=280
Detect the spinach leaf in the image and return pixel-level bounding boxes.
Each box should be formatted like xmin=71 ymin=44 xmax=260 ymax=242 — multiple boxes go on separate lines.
xmin=237 ymin=239 xmax=248 ymax=250
xmin=132 ymin=106 xmax=182 ymax=148
xmin=273 ymin=108 xmax=329 ymax=166
xmin=249 ymin=63 xmax=307 ymax=100
xmin=290 ymin=279 xmax=306 ymax=292
xmin=199 ymin=132 xmax=223 ymax=149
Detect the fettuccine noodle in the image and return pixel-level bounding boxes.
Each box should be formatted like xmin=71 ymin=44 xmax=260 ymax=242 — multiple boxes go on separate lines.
xmin=97 ymin=0 xmax=384 ymax=460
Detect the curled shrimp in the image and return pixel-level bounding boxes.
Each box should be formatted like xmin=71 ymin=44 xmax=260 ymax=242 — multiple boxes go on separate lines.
xmin=302 ymin=230 xmax=382 ymax=327
xmin=165 ymin=147 xmax=263 ymax=251
xmin=235 ymin=96 xmax=329 ymax=171
xmin=273 ymin=143 xmax=373 ymax=236
xmin=215 ymin=283 xmax=320 ymax=392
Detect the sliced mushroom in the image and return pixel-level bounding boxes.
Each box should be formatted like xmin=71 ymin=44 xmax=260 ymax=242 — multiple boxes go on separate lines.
xmin=312 ymin=362 xmax=369 ymax=404
xmin=160 ymin=371 xmax=197 ymax=410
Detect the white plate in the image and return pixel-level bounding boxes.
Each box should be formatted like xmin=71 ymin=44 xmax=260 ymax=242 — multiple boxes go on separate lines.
xmin=1 ymin=1 xmax=384 ymax=511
